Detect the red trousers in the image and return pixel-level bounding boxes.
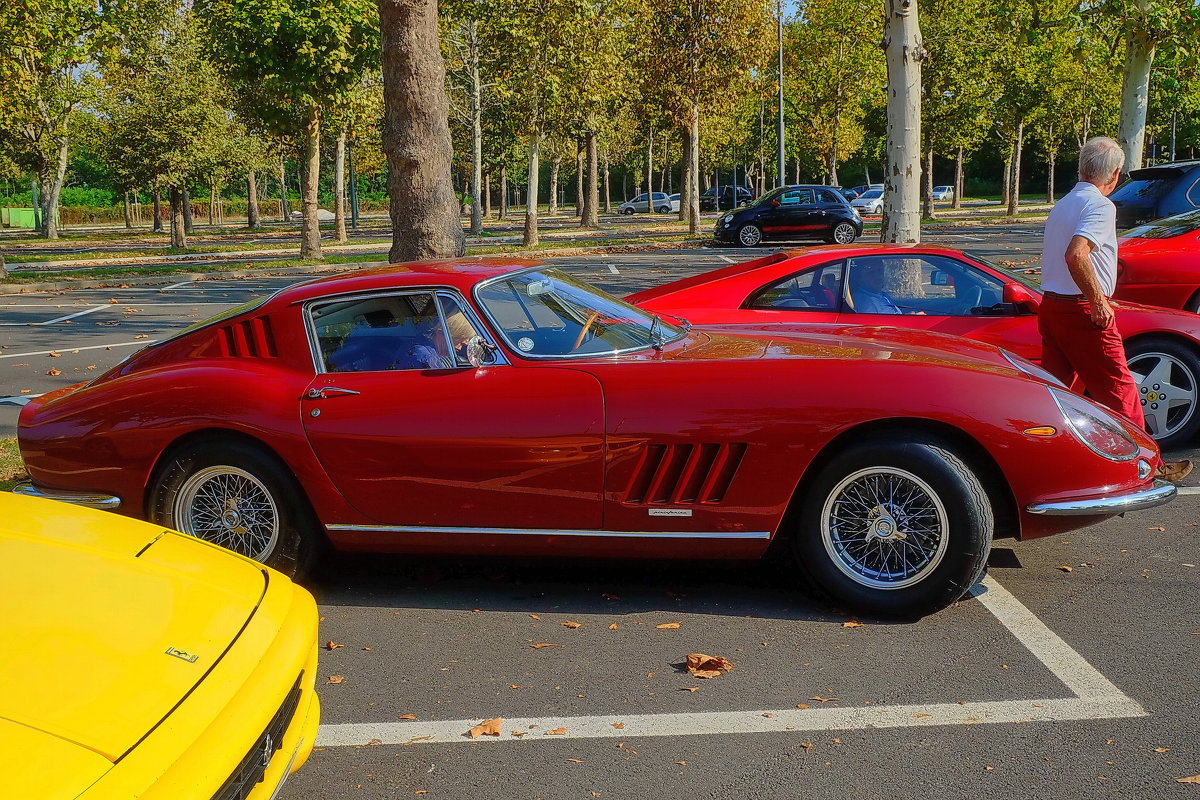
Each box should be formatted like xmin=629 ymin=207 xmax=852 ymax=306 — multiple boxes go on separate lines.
xmin=1037 ymin=294 xmax=1144 ymax=427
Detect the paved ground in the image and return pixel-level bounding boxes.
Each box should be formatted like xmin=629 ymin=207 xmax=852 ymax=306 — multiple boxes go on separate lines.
xmin=3 ymin=223 xmax=1198 ymax=799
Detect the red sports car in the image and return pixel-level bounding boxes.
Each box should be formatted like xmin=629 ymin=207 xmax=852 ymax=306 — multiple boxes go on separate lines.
xmin=15 ymin=260 xmax=1173 ymax=617
xmin=1114 ymin=209 xmax=1200 ymax=312
xmin=629 ymin=244 xmax=1200 ymax=449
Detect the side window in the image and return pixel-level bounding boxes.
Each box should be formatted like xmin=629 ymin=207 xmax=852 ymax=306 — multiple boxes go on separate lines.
xmin=436 ymin=294 xmax=481 ymax=367
xmin=747 ymin=262 xmax=844 ymax=311
xmin=816 ymin=189 xmax=840 ymax=204
xmin=845 ymin=255 xmax=1003 ymax=316
xmin=311 ymin=292 xmax=451 ymax=372
xmin=778 ymin=190 xmax=802 ymax=206
xmin=1187 ymin=174 xmax=1200 ymax=207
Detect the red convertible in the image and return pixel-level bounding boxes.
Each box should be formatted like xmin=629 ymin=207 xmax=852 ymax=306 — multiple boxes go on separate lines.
xmin=15 ymin=260 xmax=1174 ymax=617
xmin=1114 ymin=209 xmax=1200 ymax=313
xmin=630 ymin=244 xmax=1200 ymax=449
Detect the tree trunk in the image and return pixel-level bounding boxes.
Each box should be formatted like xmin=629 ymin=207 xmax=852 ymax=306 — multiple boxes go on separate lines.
xmin=0 ymin=252 xmax=6 ymax=282
xmin=524 ymin=134 xmax=540 ymax=247
xmin=122 ymin=192 xmax=133 ymax=228
xmin=602 ymin=151 xmax=611 ymax=213
xmin=335 ymin=126 xmax=348 ymax=243
xmin=499 ymin=165 xmax=507 ymax=219
xmin=247 ymin=171 xmax=260 ymax=228
xmin=208 ymin=183 xmax=216 ymax=227
xmin=1046 ymin=125 xmax=1057 ymax=204
xmin=575 ymin=138 xmax=584 ymax=217
xmin=1000 ymin=143 xmax=1011 ymax=210
xmin=467 ymin=19 xmax=484 ymax=236
xmin=582 ymin=131 xmax=599 ymax=228
xmin=882 ymin=0 xmax=925 ymax=243
xmin=182 ymin=187 xmax=194 ymax=234
xmin=37 ymin=135 xmax=69 ymax=239
xmin=681 ymin=102 xmax=700 ymax=234
xmin=829 ymin=113 xmax=840 ymax=187
xmin=1007 ymin=120 xmax=1023 ymax=216
xmin=299 ymin=104 xmax=323 ymax=259
xmin=548 ymin=155 xmax=561 ymax=215
xmin=278 ymin=156 xmax=291 ymax=220
xmin=922 ymin=148 xmax=934 ymax=219
xmin=953 ymin=147 xmax=963 ymax=209
xmin=483 ymin=171 xmax=491 ymax=218
xmin=169 ymin=187 xmax=187 ymax=249
xmin=1118 ymin=26 xmax=1155 ymax=174
xmin=153 ymin=190 xmax=163 ymax=232
xmin=645 ymin=128 xmax=654 ymax=215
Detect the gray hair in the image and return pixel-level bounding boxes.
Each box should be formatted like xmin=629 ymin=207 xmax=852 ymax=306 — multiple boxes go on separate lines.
xmin=1078 ymin=137 xmax=1125 ymax=182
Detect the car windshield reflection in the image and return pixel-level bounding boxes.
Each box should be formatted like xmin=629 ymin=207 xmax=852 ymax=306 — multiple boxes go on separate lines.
xmin=475 ymin=267 xmax=685 ymax=358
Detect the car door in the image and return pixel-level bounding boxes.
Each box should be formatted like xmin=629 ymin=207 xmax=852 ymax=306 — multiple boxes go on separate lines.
xmin=300 ymin=289 xmax=605 ymax=530
xmin=814 ymin=188 xmax=849 ymax=234
xmin=836 ymin=253 xmax=1042 ymax=360
xmin=759 ymin=189 xmax=812 ymax=236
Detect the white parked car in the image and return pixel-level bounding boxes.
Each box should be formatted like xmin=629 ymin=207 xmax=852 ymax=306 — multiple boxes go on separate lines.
xmin=932 ymin=185 xmax=955 ymax=201
xmin=619 ymin=192 xmax=673 ymax=215
xmin=850 ymin=188 xmax=884 ymax=215
xmin=668 ymin=193 xmax=681 ymax=213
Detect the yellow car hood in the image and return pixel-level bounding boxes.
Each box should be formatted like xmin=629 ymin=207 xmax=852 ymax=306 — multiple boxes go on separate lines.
xmin=1 ymin=717 xmax=113 ymax=800
xmin=0 ymin=495 xmax=267 ymax=763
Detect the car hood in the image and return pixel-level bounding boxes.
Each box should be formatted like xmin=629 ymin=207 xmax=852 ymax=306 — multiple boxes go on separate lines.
xmin=659 ymin=322 xmax=1021 ymax=374
xmin=0 ymin=494 xmax=267 ymax=763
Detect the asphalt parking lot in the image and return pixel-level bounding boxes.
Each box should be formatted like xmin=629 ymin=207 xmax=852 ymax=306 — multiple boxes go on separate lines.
xmin=3 ymin=226 xmax=1199 ymax=798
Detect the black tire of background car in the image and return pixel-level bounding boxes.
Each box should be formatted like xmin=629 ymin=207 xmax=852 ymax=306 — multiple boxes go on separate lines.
xmin=791 ymin=437 xmax=992 ymax=618
xmin=622 ymin=207 xmax=635 ymax=215
xmin=658 ymin=205 xmax=671 ymax=213
xmin=829 ymin=222 xmax=858 ymax=244
xmin=149 ymin=438 xmax=324 ymax=578
xmin=1124 ymin=336 xmax=1200 ymax=450
xmin=737 ymin=224 xmax=763 ymax=247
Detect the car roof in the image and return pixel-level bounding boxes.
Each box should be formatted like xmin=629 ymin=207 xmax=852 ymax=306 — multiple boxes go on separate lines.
xmin=267 ymin=258 xmax=543 ymax=306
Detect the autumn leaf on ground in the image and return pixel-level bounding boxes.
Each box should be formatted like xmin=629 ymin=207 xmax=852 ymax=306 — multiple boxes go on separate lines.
xmin=796 ymin=703 xmax=810 ymax=709
xmin=562 ymin=621 xmax=582 ymax=628
xmin=612 ymin=723 xmax=624 ymax=729
xmin=325 ymin=676 xmax=345 ymax=685
xmin=545 ymin=727 xmax=568 ymax=735
xmin=47 ymin=369 xmax=61 ymax=376
xmin=398 ymin=714 xmax=417 ymax=720
xmin=403 ymin=736 xmax=432 ymax=745
xmin=686 ymin=653 xmax=733 ymax=679
xmin=567 ymin=758 xmax=584 ymax=763
xmin=108 ymin=298 xmax=118 ymax=304
xmin=810 ymin=696 xmax=839 ymax=702
xmin=799 ymin=742 xmax=813 ymax=749
xmin=511 ymin=731 xmax=526 ymax=737
xmin=325 ymin=641 xmax=344 ymax=650
xmin=608 ymin=624 xmax=618 ymax=630
xmin=133 ymin=334 xmax=149 ymax=339
xmin=656 ymin=622 xmax=681 ymax=629
xmin=1177 ymin=775 xmax=1200 ymax=784
xmin=19 ymin=389 xmax=30 ymax=394
xmin=1155 ymin=748 xmax=1170 ymax=753
xmin=415 ymin=791 xmax=428 ymax=795
xmin=681 ymin=687 xmax=699 ymax=692
xmin=529 ymin=613 xmax=540 ymax=619
xmin=1058 ymin=565 xmax=1073 ymax=572
xmin=675 ymin=761 xmax=687 ymax=766
xmin=843 ymin=621 xmax=864 ymax=628
xmin=468 ymin=718 xmax=502 ymax=738
xmin=1148 ymin=526 xmax=1166 ymax=531
xmin=48 ymin=351 xmax=61 ymax=358
xmin=530 ymin=643 xmax=557 ymax=649
xmin=86 ymin=364 xmax=96 ymax=370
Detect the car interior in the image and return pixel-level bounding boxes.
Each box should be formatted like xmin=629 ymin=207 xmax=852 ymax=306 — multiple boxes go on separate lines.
xmin=311 ymin=292 xmax=461 ymax=372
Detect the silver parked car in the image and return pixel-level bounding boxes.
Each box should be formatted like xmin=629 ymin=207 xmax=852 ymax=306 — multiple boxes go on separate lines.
xmin=619 ymin=192 xmax=673 ymax=215
xmin=932 ymin=185 xmax=955 ymax=201
xmin=850 ymin=188 xmax=884 ymax=215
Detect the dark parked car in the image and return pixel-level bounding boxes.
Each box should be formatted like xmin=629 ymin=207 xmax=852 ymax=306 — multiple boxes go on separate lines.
xmin=835 ymin=187 xmax=859 ymax=201
xmin=1111 ymin=160 xmax=1200 ymax=228
xmin=714 ymin=185 xmax=863 ymax=246
xmin=700 ymin=185 xmax=754 ymax=211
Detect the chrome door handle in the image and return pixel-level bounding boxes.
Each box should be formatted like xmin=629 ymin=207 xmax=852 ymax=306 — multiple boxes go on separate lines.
xmin=307 ymin=386 xmax=361 ymax=399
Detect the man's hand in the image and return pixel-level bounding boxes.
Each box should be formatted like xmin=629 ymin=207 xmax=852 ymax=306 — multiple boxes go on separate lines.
xmin=1090 ymin=296 xmax=1114 ymax=329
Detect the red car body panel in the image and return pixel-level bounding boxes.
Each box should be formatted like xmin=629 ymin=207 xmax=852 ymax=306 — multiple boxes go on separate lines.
xmin=17 ymin=258 xmax=1164 ymax=563
xmin=1114 ymin=228 xmax=1200 ymax=311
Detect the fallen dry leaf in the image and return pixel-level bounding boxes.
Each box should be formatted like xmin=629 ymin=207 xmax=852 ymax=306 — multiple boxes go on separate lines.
xmin=762 ymin=713 xmax=774 ymax=718
xmin=325 ymin=676 xmax=345 ymax=685
xmin=362 ymin=646 xmax=373 ymax=651
xmin=108 ymin=298 xmax=119 ymax=304
xmin=48 ymin=351 xmax=61 ymax=358
xmin=530 ymin=643 xmax=557 ymax=649
xmin=398 ymin=714 xmax=417 ymax=720
xmin=1178 ymin=776 xmax=1200 ymax=784
xmin=510 ymin=685 xmax=522 ymax=689
xmin=403 ymin=736 xmax=432 ymax=745
xmin=796 ymin=703 xmax=810 ymax=709
xmin=567 ymin=758 xmax=584 ymax=763
xmin=810 ymin=696 xmax=839 ymax=703
xmin=686 ymin=653 xmax=733 ymax=679
xmin=608 ymin=624 xmax=619 ymax=630
xmin=19 ymin=389 xmax=30 ymax=394
xmin=562 ymin=621 xmax=582 ymax=629
xmin=133 ymin=334 xmax=149 ymax=339
xmin=843 ymin=621 xmax=864 ymax=628
xmin=656 ymin=622 xmax=681 ymax=629
xmin=675 ymin=761 xmax=687 ymax=766
xmin=546 ymin=727 xmax=568 ymax=736
xmin=326 ymin=641 xmax=344 ymax=650
xmin=799 ymin=742 xmax=813 ymax=749
xmin=529 ymin=613 xmax=540 ymax=619
xmin=363 ymin=738 xmax=382 ymax=746
xmin=1155 ymin=748 xmax=1170 ymax=753
xmin=511 ymin=731 xmax=526 ymax=737
xmin=681 ymin=687 xmax=699 ymax=693
xmin=1148 ymin=526 xmax=1166 ymax=531
xmin=1058 ymin=565 xmax=1073 ymax=572
xmin=612 ymin=723 xmax=624 ymax=729
xmin=468 ymin=718 xmax=502 ymax=738
xmin=85 ymin=364 xmax=96 ymax=370
xmin=415 ymin=791 xmax=428 ymax=795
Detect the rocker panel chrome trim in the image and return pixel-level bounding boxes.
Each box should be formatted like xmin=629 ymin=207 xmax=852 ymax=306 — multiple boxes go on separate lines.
xmin=326 ymin=524 xmax=770 ymax=539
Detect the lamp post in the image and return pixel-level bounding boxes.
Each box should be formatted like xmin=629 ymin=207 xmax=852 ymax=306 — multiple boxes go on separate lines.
xmin=776 ymin=0 xmax=785 ymax=190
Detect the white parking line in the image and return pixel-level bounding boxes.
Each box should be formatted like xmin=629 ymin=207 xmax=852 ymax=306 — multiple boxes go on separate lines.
xmin=718 ymin=256 xmax=735 ymax=263
xmin=0 ymin=305 xmax=110 ymax=326
xmin=607 ymin=264 xmax=620 ymax=275
xmin=1175 ymin=486 xmax=1200 ymax=496
xmin=315 ymin=574 xmax=1145 ymax=747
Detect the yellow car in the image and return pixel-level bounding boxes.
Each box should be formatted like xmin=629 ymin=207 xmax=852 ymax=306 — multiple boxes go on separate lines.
xmin=0 ymin=493 xmax=320 ymax=800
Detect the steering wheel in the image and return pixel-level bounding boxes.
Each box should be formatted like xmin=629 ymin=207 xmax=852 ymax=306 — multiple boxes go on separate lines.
xmin=573 ymin=312 xmax=602 ymax=350
xmin=964 ymin=286 xmax=983 ymax=311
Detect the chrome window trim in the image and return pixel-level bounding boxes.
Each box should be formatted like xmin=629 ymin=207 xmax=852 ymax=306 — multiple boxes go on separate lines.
xmin=302 ymin=287 xmax=507 ymax=375
xmin=472 ymin=265 xmax=686 ymax=361
xmin=326 ymin=524 xmax=770 ymax=539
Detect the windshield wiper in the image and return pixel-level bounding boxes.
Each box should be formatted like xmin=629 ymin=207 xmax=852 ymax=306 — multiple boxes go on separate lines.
xmin=649 ymin=313 xmax=664 ymax=351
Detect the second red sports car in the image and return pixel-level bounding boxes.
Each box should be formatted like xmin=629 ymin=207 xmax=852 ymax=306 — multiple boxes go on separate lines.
xmin=629 ymin=244 xmax=1200 ymax=448
xmin=1114 ymin=208 xmax=1200 ymax=313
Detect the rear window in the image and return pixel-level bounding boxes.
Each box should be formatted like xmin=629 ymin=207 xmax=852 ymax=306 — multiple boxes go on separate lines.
xmin=1111 ymin=173 xmax=1181 ymax=205
xmin=1122 ymin=208 xmax=1200 ymax=239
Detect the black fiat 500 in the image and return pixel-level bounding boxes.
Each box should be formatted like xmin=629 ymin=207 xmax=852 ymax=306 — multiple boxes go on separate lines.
xmin=714 ymin=185 xmax=863 ymax=247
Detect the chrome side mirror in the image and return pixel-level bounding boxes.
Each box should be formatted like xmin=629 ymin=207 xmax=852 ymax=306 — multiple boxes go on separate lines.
xmin=466 ymin=335 xmax=498 ymax=367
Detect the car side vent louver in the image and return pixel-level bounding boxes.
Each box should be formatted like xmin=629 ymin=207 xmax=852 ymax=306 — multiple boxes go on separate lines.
xmin=625 ymin=443 xmax=747 ymax=505
xmin=216 ymin=317 xmax=278 ymax=358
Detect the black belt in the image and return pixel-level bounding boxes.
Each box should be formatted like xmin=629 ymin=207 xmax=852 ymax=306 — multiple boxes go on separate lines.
xmin=1043 ymin=290 xmax=1084 ymax=299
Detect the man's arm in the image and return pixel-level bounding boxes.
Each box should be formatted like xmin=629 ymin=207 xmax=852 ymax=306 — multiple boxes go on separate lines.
xmin=1064 ymin=235 xmax=1113 ymax=328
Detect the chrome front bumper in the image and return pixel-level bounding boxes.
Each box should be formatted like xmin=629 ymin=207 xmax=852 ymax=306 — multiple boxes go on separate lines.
xmin=12 ymin=481 xmax=122 ymax=510
xmin=1025 ymin=479 xmax=1176 ymax=516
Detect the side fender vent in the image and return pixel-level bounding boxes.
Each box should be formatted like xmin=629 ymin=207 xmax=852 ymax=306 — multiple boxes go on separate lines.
xmin=216 ymin=317 xmax=278 ymax=358
xmin=624 ymin=442 xmax=747 ymax=505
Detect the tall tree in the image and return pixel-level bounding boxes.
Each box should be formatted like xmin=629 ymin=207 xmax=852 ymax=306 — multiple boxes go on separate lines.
xmin=196 ymin=0 xmax=379 ymax=259
xmin=882 ymin=0 xmax=926 ymax=242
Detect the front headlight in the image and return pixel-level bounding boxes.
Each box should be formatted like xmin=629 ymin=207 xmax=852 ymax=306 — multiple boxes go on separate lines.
xmin=721 ymin=214 xmax=734 ymax=227
xmin=1050 ymin=387 xmax=1139 ymax=461
xmin=1002 ymin=350 xmax=1066 ymax=387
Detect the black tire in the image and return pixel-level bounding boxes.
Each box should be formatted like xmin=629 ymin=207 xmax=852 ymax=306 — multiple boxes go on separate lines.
xmin=149 ymin=439 xmax=323 ymax=578
xmin=737 ymin=224 xmax=763 ymax=247
xmin=1125 ymin=336 xmax=1200 ymax=449
xmin=658 ymin=205 xmax=671 ymax=213
xmin=621 ymin=207 xmax=635 ymax=216
xmin=790 ymin=437 xmax=992 ymax=618
xmin=828 ymin=221 xmax=858 ymax=244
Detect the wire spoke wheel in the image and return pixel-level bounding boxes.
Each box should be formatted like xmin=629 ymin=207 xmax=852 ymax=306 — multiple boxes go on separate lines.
xmin=820 ymin=466 xmax=950 ymax=590
xmin=175 ymin=465 xmax=280 ymax=561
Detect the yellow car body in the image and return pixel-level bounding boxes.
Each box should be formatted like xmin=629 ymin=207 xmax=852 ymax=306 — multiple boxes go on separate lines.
xmin=0 ymin=493 xmax=320 ymax=800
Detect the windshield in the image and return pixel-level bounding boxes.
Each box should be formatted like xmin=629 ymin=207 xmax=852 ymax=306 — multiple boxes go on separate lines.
xmin=859 ymin=190 xmax=883 ymax=199
xmin=1123 ymin=208 xmax=1200 ymax=239
xmin=475 ymin=267 xmax=685 ymax=357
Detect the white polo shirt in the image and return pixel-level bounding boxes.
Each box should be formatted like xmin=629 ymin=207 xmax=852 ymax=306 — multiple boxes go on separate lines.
xmin=1041 ymin=181 xmax=1118 ymax=297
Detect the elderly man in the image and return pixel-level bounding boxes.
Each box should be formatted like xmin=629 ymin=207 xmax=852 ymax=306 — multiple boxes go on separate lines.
xmin=1039 ymin=136 xmax=1191 ymax=481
